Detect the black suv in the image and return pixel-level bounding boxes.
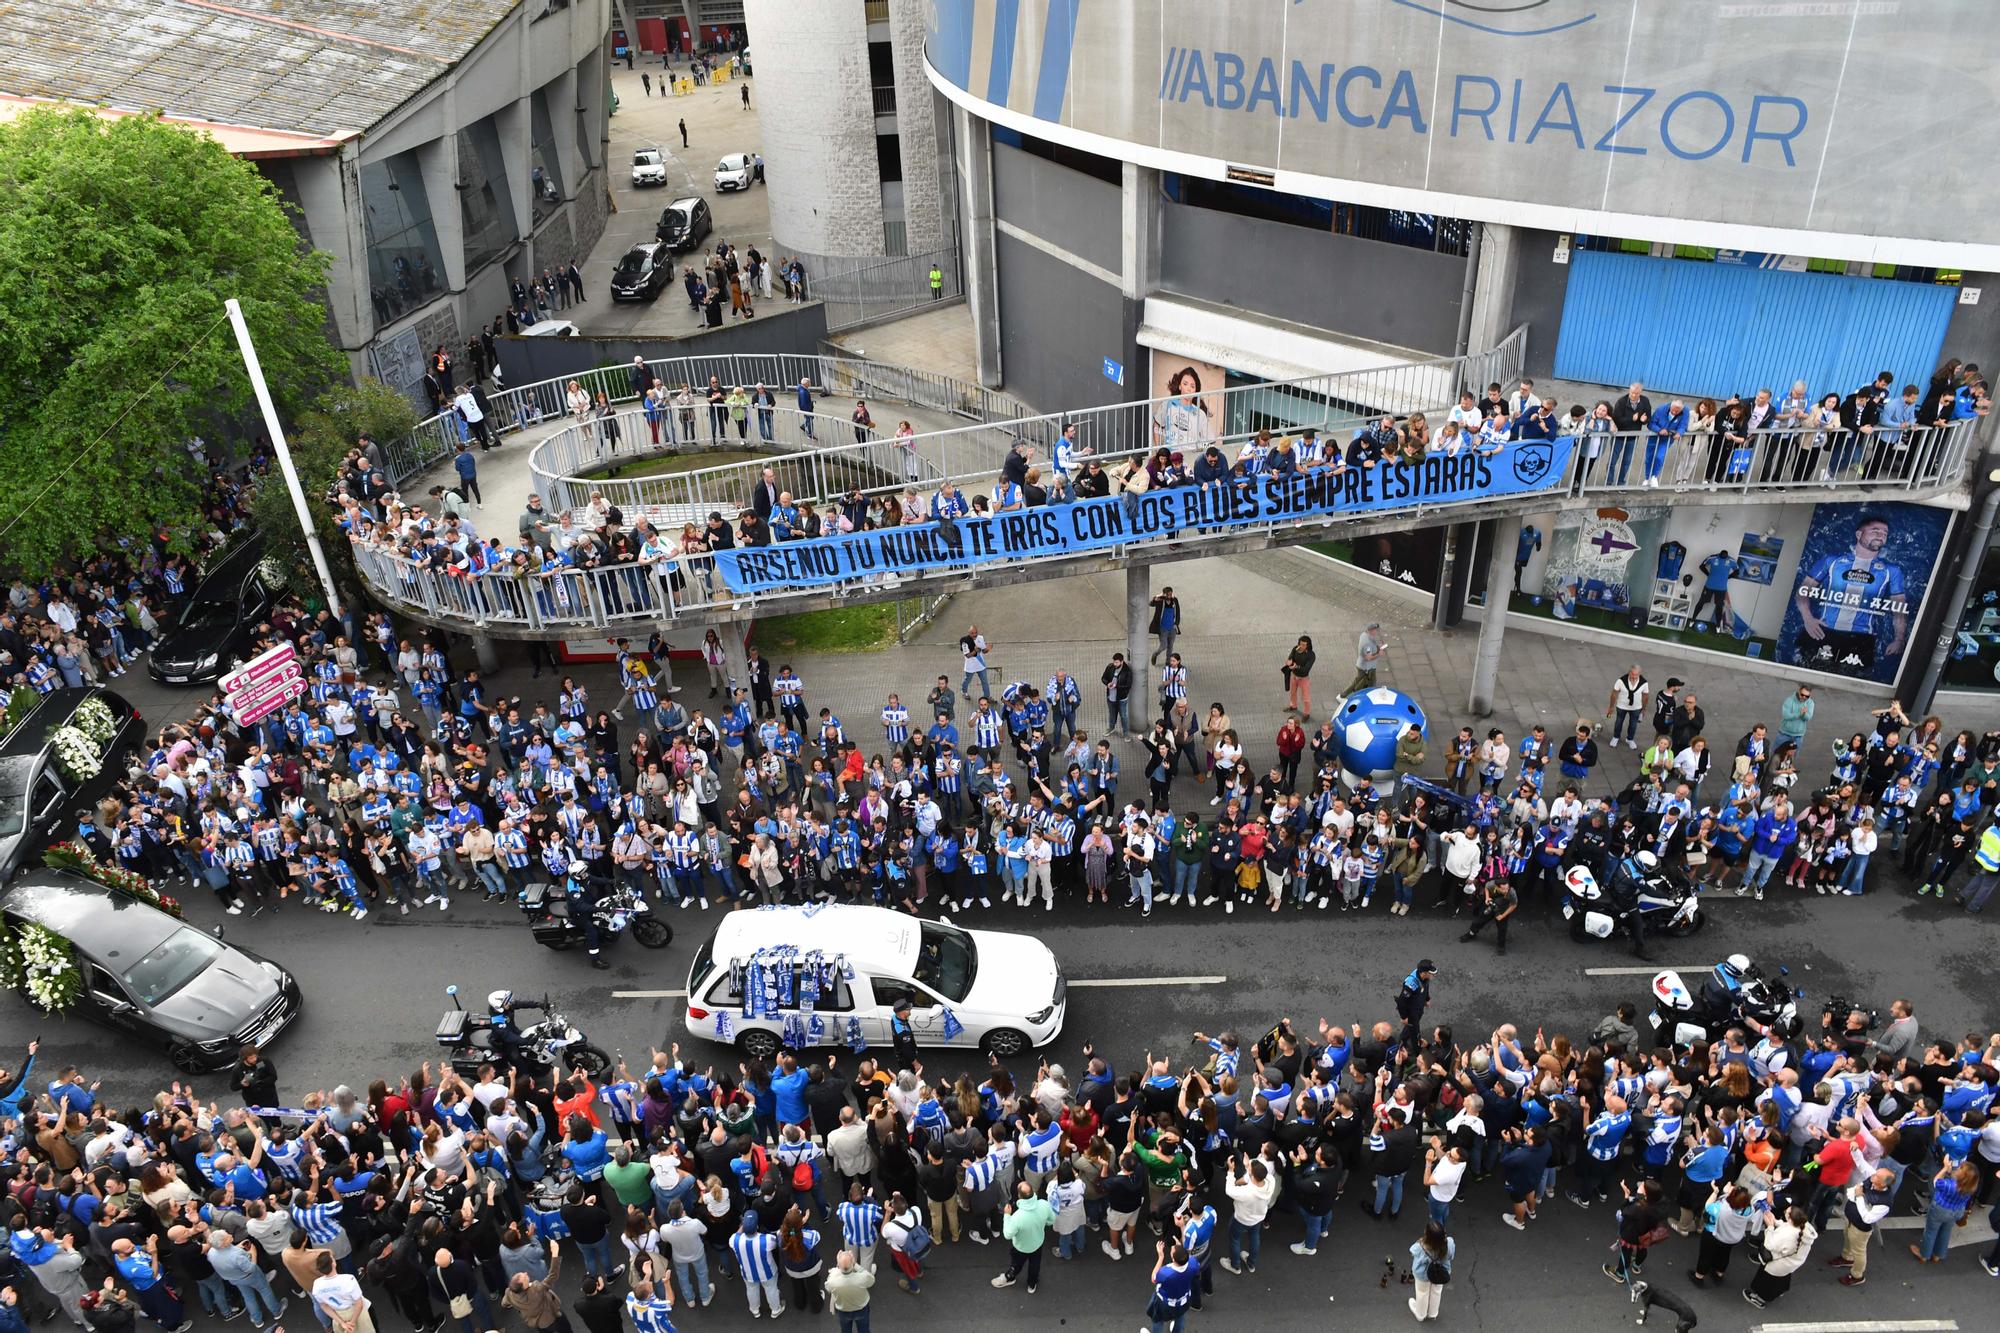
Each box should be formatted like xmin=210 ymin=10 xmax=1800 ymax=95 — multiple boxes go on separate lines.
xmin=656 ymin=196 xmax=712 ymax=252
xmin=610 ymin=242 xmax=673 ymax=301
xmin=148 ymin=539 xmax=277 ymax=685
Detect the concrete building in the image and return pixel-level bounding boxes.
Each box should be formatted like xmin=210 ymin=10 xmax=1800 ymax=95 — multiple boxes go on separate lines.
xmin=919 ymin=0 xmax=2000 ymax=705
xmin=740 ymin=0 xmax=950 ymax=260
xmin=0 ymin=0 xmax=615 ymax=397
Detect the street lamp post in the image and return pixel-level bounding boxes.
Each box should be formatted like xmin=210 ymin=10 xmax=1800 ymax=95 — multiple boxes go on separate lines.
xmin=223 ymin=297 xmax=343 ymax=620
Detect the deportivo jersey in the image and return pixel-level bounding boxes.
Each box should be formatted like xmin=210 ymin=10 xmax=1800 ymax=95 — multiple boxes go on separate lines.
xmin=1802 ymin=551 xmax=1907 ymax=633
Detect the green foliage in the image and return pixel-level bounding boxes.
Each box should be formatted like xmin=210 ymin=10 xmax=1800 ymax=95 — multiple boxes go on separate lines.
xmin=252 ymin=378 xmax=415 ymax=597
xmin=0 ymin=109 xmax=343 ymax=574
xmin=1 ymin=685 xmax=37 ymax=739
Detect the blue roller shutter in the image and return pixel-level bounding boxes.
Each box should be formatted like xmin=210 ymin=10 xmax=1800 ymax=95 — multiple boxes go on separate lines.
xmin=1554 ymin=250 xmax=1957 ymax=399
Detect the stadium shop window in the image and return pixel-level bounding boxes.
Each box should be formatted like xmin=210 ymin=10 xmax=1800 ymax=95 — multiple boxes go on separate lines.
xmin=1161 ymin=173 xmax=1470 ymax=255
xmin=1941 ymin=539 xmax=2000 ymax=692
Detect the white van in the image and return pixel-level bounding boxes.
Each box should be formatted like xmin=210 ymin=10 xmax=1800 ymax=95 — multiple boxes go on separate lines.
xmin=684 ymin=905 xmax=1065 ymax=1060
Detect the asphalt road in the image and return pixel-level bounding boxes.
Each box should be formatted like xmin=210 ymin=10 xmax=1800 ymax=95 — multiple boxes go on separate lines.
xmin=577 ymin=65 xmax=773 ymax=336
xmin=9 ymin=863 xmax=1998 ymax=1332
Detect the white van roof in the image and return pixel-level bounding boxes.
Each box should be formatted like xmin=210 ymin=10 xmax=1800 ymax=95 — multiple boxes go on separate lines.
xmin=707 ymin=904 xmax=920 ymax=975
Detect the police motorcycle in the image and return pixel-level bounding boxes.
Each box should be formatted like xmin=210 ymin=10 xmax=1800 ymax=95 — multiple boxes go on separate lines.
xmin=1561 ymin=851 xmax=1704 ymax=942
xmin=518 ymin=860 xmax=673 ymax=961
xmin=434 ymin=985 xmax=612 ymax=1079
xmin=1647 ymin=954 xmax=1800 ymax=1049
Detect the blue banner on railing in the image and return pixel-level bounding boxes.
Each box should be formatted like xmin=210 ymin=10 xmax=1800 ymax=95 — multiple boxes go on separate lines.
xmin=710 ymin=440 xmax=1573 ymax=593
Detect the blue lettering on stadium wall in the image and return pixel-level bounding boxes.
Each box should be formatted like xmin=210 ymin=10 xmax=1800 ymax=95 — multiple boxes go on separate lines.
xmin=1161 ymin=49 xmax=1809 ymax=166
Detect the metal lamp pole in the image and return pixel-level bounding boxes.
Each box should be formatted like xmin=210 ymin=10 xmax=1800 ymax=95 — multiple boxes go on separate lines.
xmin=223 ymin=297 xmax=343 ymax=619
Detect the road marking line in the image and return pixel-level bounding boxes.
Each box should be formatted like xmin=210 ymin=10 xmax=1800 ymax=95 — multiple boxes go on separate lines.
xmin=1752 ymin=1312 xmax=1952 ymax=1320
xmin=1066 ymin=975 xmax=1228 ymax=988
xmin=1584 ymin=965 xmax=1699 ymax=976
xmin=613 ymin=989 xmax=688 ymax=999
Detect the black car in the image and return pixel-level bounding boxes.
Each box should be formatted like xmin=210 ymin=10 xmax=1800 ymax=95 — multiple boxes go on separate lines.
xmin=0 ymin=871 xmax=302 ymax=1072
xmin=610 ymin=242 xmax=673 ymax=302
xmin=655 ymin=196 xmax=712 ymax=252
xmin=0 ymin=687 xmax=145 ymax=883
xmin=148 ymin=539 xmax=277 ymax=685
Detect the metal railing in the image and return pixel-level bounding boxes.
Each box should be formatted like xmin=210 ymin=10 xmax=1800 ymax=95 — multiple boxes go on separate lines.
xmin=383 ymin=349 xmax=1000 ymax=489
xmin=809 ymin=244 xmax=964 ymax=329
xmin=348 ymin=418 xmax=1973 ymax=635
xmin=526 ymin=327 xmax=1531 ymax=520
xmin=871 ymin=84 xmax=899 ymax=116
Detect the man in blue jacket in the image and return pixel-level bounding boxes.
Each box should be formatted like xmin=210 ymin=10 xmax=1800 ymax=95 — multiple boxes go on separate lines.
xmin=1742 ymin=797 xmax=1798 ymax=900
xmin=795 ymin=378 xmax=816 ymax=438
xmin=1644 ymin=399 xmax=1689 ymax=486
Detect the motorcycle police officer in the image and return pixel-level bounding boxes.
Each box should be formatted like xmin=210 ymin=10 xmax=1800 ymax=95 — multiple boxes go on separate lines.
xmin=564 ymin=859 xmax=613 ymax=969
xmin=486 ymin=989 xmax=545 ymax=1066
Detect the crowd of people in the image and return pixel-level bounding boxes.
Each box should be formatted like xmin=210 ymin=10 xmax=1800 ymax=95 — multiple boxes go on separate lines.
xmin=3 ymin=939 xmax=1997 ymax=1333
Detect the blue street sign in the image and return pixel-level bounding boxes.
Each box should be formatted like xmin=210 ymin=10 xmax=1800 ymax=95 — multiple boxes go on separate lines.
xmin=1102 ymin=357 xmax=1123 ymax=385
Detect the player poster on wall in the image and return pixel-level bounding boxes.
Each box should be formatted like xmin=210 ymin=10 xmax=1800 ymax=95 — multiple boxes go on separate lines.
xmin=1776 ymin=502 xmax=1950 ymax=684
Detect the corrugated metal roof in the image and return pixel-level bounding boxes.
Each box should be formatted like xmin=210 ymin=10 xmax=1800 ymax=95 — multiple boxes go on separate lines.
xmin=0 ymin=0 xmax=523 ymax=139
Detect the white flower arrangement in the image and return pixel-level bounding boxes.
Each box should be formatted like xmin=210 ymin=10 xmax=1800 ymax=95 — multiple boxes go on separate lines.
xmin=50 ymin=725 xmax=102 ymax=782
xmin=0 ymin=933 xmax=22 ymax=990
xmin=71 ymin=695 xmax=117 ymax=748
xmin=10 ymin=924 xmax=79 ymax=1013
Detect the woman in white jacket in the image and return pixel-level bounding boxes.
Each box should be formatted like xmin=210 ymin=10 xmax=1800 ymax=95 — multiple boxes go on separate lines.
xmin=1743 ymin=1204 xmax=1815 ymax=1309
xmin=1218 ymin=1156 xmax=1279 ymax=1276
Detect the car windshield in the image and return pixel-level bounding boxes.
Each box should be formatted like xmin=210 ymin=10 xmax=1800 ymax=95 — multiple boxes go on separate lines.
xmin=661 ymin=211 xmax=689 ymax=236
xmin=634 ymin=150 xmax=661 ymax=166
xmin=122 ymin=927 xmax=225 ymax=1005
xmin=614 ymin=251 xmax=650 ymax=277
xmin=719 ymin=156 xmax=744 ymax=171
xmin=0 ymin=756 xmax=32 ymax=836
xmin=913 ymin=920 xmax=976 ymax=1002
xmin=173 ymin=598 xmax=238 ymax=631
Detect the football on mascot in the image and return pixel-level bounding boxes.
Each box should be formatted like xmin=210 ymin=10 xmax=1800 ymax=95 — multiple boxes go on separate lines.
xmin=1336 ymin=686 xmax=1428 ymax=788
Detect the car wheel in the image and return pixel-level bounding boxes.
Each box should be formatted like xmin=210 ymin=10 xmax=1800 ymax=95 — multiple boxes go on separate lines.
xmin=168 ymin=1044 xmax=208 ymax=1075
xmin=736 ymin=1028 xmax=780 ymax=1061
xmin=982 ymin=1028 xmax=1030 ymax=1058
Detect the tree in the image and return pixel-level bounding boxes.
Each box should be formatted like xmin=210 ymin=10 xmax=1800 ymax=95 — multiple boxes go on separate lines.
xmin=250 ymin=378 xmax=415 ymax=603
xmin=0 ymin=108 xmax=343 ymax=573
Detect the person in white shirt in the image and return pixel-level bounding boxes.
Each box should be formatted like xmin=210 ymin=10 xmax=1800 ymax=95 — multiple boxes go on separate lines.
xmin=1604 ymin=666 xmax=1650 ymax=749
xmin=1218 ymin=1156 xmax=1279 ymax=1275
xmin=1423 ymin=1142 xmax=1468 ymax=1229
xmin=310 ymin=1252 xmax=373 ymax=1333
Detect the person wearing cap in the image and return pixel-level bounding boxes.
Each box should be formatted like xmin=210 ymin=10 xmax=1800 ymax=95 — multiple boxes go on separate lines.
xmin=1396 ymin=961 xmax=1436 ymax=1049
xmin=1347 ymin=623 xmax=1387 ymax=696
xmin=888 ymin=1000 xmax=918 ymax=1069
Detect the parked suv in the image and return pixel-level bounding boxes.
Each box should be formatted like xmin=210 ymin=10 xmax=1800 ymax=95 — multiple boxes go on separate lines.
xmin=631 ymin=146 xmax=669 ymax=188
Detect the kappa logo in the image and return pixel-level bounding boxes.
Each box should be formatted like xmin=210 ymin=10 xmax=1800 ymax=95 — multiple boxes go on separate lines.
xmin=1840 ymin=653 xmax=1864 ymax=667
xmin=1388 ymin=0 xmax=1598 ymax=39
xmin=1512 ymin=441 xmax=1554 ymax=485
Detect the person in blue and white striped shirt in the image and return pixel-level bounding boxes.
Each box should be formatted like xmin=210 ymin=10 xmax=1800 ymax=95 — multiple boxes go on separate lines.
xmin=624 ymin=1276 xmax=677 ymax=1333
xmin=836 ymin=1184 xmax=882 ymax=1273
xmin=288 ymin=1188 xmax=349 ymax=1263
xmin=728 ymin=1210 xmax=784 ymax=1317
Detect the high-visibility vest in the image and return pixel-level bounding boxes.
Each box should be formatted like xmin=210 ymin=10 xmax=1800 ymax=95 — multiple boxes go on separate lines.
xmin=1975 ymin=825 xmax=2000 ymax=873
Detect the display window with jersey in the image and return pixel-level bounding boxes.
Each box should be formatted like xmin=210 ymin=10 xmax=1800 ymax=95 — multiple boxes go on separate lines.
xmin=1470 ymin=499 xmax=1951 ymax=685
